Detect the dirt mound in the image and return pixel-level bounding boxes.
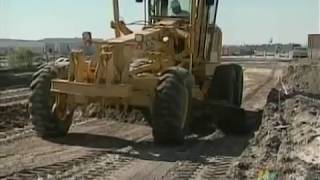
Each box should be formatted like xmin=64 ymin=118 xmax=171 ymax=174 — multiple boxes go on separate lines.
xmin=227 ymin=91 xmax=320 ymax=179
xmin=227 ymin=62 xmax=320 ymax=179
xmin=281 ymin=61 xmax=320 ymax=94
xmin=0 ymin=102 xmax=147 ymax=133
xmin=0 ymin=103 xmax=29 ymax=132
xmin=83 ymin=104 xmax=148 ymax=125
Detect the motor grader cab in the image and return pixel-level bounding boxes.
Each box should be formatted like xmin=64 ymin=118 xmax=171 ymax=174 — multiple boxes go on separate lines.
xmin=29 ymin=0 xmax=244 ymax=144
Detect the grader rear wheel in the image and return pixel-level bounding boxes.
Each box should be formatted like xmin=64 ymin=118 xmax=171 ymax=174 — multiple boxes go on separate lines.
xmin=151 ymin=67 xmax=193 ymax=144
xmin=207 ymin=64 xmax=246 ymax=134
xmin=208 ymin=64 xmax=243 ymax=107
xmin=29 ymin=63 xmax=74 ymax=137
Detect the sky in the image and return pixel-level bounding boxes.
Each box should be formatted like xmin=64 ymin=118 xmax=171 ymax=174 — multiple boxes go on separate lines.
xmin=0 ymin=0 xmax=319 ymax=45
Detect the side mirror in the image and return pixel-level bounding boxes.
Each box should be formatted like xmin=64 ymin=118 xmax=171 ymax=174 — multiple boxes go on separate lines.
xmin=136 ymin=0 xmax=143 ymax=2
xmin=82 ymin=32 xmax=92 ymax=47
xmin=206 ymin=0 xmax=215 ymax=6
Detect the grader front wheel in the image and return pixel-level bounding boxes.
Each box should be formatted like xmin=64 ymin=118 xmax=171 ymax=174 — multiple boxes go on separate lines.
xmin=29 ymin=63 xmax=74 ymax=137
xmin=152 ymin=67 xmax=193 ymax=144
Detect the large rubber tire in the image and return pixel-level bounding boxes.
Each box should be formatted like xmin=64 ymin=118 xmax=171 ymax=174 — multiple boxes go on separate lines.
xmin=29 ymin=63 xmax=73 ymax=137
xmin=208 ymin=64 xmax=243 ymax=107
xmin=206 ymin=64 xmax=246 ymax=134
xmin=152 ymin=67 xmax=193 ymax=144
xmin=233 ymin=64 xmax=244 ymax=107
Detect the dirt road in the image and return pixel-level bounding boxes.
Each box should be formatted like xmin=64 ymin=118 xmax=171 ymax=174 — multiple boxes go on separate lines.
xmin=0 ymin=60 xmax=284 ymax=179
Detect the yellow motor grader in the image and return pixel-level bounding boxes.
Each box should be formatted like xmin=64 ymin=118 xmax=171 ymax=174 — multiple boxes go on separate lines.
xmin=29 ymin=0 xmax=244 ymax=144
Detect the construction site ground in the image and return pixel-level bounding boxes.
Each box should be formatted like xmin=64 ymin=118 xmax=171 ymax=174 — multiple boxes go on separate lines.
xmin=0 ymin=59 xmax=301 ymax=179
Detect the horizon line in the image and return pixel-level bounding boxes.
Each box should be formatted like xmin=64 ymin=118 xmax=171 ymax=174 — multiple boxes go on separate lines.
xmin=0 ymin=37 xmax=309 ymax=46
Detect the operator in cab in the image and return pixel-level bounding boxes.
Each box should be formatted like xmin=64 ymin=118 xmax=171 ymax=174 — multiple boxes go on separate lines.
xmin=170 ymin=0 xmax=190 ymax=17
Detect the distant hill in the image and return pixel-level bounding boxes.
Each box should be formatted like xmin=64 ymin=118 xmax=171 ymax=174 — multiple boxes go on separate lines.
xmin=0 ymin=38 xmax=83 ymax=47
xmin=0 ymin=38 xmax=83 ymax=54
xmin=0 ymin=38 xmax=100 ymax=55
xmin=0 ymin=39 xmax=43 ymax=48
xmin=41 ymin=38 xmax=82 ymax=44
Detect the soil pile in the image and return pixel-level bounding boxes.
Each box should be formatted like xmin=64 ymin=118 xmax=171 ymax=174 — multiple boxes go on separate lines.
xmin=83 ymin=104 xmax=148 ymax=125
xmin=227 ymin=62 xmax=320 ymax=179
xmin=281 ymin=61 xmax=320 ymax=94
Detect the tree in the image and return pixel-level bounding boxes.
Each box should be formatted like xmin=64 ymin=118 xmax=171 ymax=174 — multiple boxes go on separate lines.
xmin=8 ymin=48 xmax=35 ymax=68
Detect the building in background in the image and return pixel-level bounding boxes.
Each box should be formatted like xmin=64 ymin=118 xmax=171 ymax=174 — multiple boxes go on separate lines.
xmin=0 ymin=38 xmax=93 ymax=61
xmin=308 ymin=34 xmax=320 ymax=60
xmin=222 ymin=43 xmax=302 ymax=57
xmin=0 ymin=39 xmax=44 ymax=54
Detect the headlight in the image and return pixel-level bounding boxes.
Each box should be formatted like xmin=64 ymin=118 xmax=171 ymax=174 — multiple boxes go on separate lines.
xmin=162 ymin=36 xmax=169 ymax=42
xmin=135 ymin=34 xmax=144 ymax=42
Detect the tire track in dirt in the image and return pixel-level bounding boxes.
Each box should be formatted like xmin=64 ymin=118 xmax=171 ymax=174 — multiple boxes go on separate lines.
xmin=195 ymin=156 xmax=234 ymax=180
xmin=0 ymin=61 xmax=277 ymax=179
xmin=242 ymin=66 xmax=284 ymax=111
xmin=0 ymin=103 xmax=29 ymax=132
xmin=0 ymin=88 xmax=30 ymax=98
xmin=160 ymin=156 xmax=234 ymax=180
xmin=0 ymin=120 xmax=152 ymax=177
xmin=2 ymin=130 xmax=250 ymax=179
xmin=157 ymin=134 xmax=240 ymax=180
xmin=0 ymin=88 xmax=30 ymax=105
xmin=2 ymin=150 xmax=136 ymax=179
xmin=162 ymin=161 xmax=201 ymax=179
xmin=1 ymin=124 xmax=249 ymax=179
xmin=243 ymin=67 xmax=277 ymax=102
xmin=0 ymin=117 xmax=100 ymax=145
xmin=0 ymin=88 xmax=31 ymax=132
xmin=109 ymin=131 xmax=250 ymax=180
